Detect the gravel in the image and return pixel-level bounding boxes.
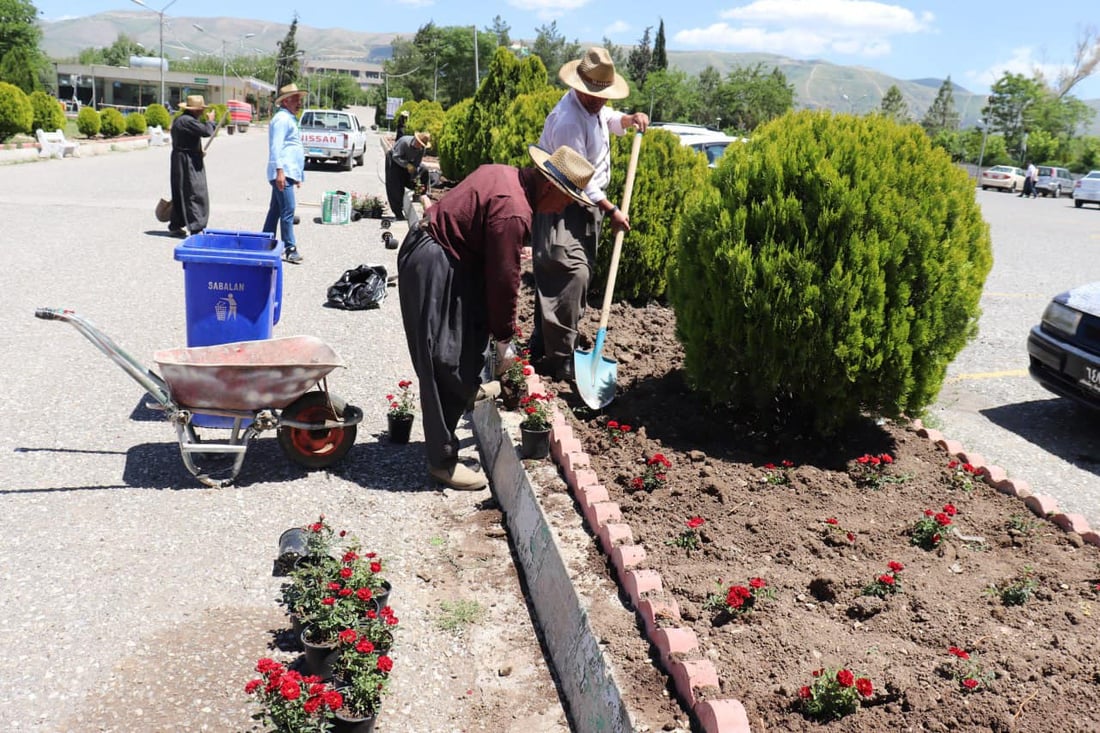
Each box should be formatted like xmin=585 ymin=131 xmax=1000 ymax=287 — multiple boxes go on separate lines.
xmin=0 ymin=111 xmax=569 ymax=732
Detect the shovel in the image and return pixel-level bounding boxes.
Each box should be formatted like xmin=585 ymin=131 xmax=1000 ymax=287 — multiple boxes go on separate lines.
xmin=574 ymin=131 xmax=643 ymax=410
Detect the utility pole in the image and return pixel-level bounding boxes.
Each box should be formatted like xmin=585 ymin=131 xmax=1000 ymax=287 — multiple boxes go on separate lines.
xmin=131 ymin=0 xmax=177 ymax=106
xmin=473 ymin=25 xmax=479 ymax=92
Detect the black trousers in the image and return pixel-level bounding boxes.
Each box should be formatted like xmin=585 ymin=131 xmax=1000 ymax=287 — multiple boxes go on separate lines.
xmin=385 ymin=152 xmax=413 ymax=219
xmin=397 ymin=229 xmax=489 ymax=470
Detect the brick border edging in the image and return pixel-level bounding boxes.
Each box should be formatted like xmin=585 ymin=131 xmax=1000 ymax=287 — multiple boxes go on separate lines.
xmin=514 ymin=376 xmax=1100 ymax=732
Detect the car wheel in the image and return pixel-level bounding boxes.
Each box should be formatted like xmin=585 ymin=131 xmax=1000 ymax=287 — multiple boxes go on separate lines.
xmin=1075 ymin=199 xmax=1083 ymax=208
xmin=1054 ymin=185 xmax=1061 ymax=198
xmin=1011 ymin=182 xmax=1017 ymax=193
xmin=981 ymin=185 xmax=989 ymax=191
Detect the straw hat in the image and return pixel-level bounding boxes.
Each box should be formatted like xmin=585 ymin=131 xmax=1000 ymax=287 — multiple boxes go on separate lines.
xmin=274 ymin=83 xmax=308 ymax=105
xmin=414 ymin=131 xmax=431 ymax=147
xmin=528 ymin=145 xmax=594 ymax=206
xmin=558 ymin=47 xmax=629 ymax=100
xmin=400 ymin=110 xmax=410 ymax=117
xmin=178 ymin=94 xmax=206 ymax=111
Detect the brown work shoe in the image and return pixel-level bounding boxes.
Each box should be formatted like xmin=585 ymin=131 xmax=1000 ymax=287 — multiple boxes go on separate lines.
xmin=428 ymin=463 xmax=488 ymax=491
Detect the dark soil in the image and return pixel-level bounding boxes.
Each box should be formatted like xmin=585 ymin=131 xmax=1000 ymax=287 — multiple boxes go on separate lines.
xmin=514 ymin=267 xmax=1100 ymax=732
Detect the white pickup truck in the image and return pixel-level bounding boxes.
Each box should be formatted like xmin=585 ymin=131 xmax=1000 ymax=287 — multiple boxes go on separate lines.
xmin=299 ymin=109 xmax=368 ymax=171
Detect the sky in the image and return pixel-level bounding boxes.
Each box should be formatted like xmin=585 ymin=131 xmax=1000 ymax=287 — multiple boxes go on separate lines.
xmin=36 ymin=0 xmax=1100 ymax=98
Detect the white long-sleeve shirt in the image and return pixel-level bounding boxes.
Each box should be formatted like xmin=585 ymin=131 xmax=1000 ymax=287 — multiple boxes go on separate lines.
xmin=537 ymin=89 xmax=627 ymax=207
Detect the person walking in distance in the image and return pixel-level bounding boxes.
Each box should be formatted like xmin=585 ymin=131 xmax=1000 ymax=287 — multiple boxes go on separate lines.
xmin=397 ymin=145 xmax=595 ymax=491
xmin=385 ymin=131 xmax=430 ymax=221
xmin=168 ymin=95 xmax=216 ymax=237
xmin=529 ymin=47 xmax=649 ymax=383
xmin=263 ymin=83 xmax=308 ymax=264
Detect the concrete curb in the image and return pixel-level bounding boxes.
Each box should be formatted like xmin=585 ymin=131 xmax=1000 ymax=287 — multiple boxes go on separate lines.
xmin=471 ymin=399 xmax=636 ymax=733
xmin=472 ymin=378 xmax=1099 ymax=732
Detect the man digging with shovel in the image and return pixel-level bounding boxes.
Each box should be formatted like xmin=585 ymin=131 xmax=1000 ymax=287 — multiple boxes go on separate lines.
xmin=396 ymin=145 xmax=595 ymax=491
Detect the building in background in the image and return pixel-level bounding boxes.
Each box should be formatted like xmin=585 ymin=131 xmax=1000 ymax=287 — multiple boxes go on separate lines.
xmin=302 ymin=59 xmax=383 ymax=93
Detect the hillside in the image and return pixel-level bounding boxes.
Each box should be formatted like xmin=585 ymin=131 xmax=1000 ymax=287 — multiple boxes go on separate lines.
xmin=40 ymin=12 xmax=1100 ymax=133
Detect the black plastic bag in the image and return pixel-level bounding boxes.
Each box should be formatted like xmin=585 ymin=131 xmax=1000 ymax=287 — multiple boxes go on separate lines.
xmin=326 ymin=264 xmax=388 ymax=310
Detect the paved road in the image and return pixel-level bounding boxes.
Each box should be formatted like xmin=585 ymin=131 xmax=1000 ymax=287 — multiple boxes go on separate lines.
xmin=930 ymin=187 xmax=1100 ymax=528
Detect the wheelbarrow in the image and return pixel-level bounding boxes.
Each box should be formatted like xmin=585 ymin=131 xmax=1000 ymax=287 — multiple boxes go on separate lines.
xmin=35 ymin=308 xmax=364 ymax=488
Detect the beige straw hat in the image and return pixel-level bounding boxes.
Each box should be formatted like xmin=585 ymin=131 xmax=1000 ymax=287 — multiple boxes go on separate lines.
xmin=414 ymin=131 xmax=432 ymax=147
xmin=527 ymin=145 xmax=595 ymax=206
xmin=558 ymin=47 xmax=629 ymax=100
xmin=178 ymin=94 xmax=206 ymax=111
xmin=274 ymin=83 xmax=308 ymax=105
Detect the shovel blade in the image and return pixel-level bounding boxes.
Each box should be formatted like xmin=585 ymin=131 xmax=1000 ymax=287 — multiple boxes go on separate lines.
xmin=574 ymin=329 xmax=618 ymax=409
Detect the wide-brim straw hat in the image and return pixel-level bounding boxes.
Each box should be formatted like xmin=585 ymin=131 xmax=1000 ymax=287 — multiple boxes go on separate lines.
xmin=178 ymin=94 xmax=206 ymax=111
xmin=558 ymin=47 xmax=629 ymax=100
xmin=414 ymin=131 xmax=431 ymax=147
xmin=528 ymin=145 xmax=594 ymax=207
xmin=274 ymin=83 xmax=308 ymax=105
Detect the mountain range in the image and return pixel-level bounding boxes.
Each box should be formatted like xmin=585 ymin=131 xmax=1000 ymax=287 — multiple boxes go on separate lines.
xmin=39 ymin=12 xmax=1100 ymax=135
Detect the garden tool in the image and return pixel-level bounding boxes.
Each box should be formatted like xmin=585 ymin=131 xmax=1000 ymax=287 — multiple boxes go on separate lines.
xmin=202 ymin=109 xmax=230 ymax=154
xmin=574 ymin=131 xmax=643 ymax=410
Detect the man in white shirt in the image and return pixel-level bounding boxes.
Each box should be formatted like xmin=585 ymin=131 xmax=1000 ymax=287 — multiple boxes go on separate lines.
xmin=528 ymin=47 xmax=649 ymax=383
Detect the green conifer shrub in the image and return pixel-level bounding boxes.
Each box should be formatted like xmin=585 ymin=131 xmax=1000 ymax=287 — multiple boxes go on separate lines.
xmin=489 ymin=87 xmax=562 ymax=167
xmin=144 ymin=103 xmax=170 ymax=130
xmin=436 ymin=97 xmax=472 ymax=182
xmin=125 ymin=112 xmax=147 ymax=135
xmin=76 ymin=106 xmax=101 ymax=137
xmin=668 ymin=110 xmax=992 ymax=436
xmin=404 ymin=100 xmax=444 ymax=155
xmin=0 ymin=81 xmax=32 ymax=141
xmin=99 ymin=107 xmax=125 ymax=137
xmin=28 ymin=91 xmax=64 ymax=134
xmin=592 ymin=128 xmax=711 ymax=301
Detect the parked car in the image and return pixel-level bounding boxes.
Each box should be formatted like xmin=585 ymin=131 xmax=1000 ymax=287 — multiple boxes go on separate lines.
xmin=650 ymin=122 xmax=745 ymax=168
xmin=1035 ymin=166 xmax=1073 ymax=198
xmin=979 ymin=165 xmax=1026 ymax=192
xmin=1027 ymin=282 xmax=1100 ymax=410
xmin=1073 ymin=170 xmax=1100 ymax=208
xmin=298 ymin=109 xmax=368 ymax=171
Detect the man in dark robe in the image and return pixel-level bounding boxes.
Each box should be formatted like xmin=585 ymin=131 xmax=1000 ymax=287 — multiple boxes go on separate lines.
xmin=168 ymin=95 xmax=216 ymax=237
xmin=384 ymin=131 xmax=430 ymax=220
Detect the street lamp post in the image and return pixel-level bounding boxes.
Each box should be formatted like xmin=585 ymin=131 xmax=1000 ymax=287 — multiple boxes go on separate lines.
xmin=976 ymin=119 xmax=989 ymax=182
xmin=193 ymin=24 xmax=254 ymax=104
xmin=130 ymin=0 xmax=177 ymax=107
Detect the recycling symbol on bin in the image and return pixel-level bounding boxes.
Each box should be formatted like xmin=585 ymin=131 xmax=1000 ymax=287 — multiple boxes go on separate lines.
xmin=214 ymin=293 xmax=238 ymax=322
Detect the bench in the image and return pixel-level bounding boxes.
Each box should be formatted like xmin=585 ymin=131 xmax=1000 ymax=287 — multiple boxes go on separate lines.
xmin=148 ymin=125 xmax=168 ymax=147
xmin=36 ymin=129 xmax=79 ymax=159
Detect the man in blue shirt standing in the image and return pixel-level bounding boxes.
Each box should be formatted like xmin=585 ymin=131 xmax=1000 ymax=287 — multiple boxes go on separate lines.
xmin=264 ymin=83 xmax=307 ymax=264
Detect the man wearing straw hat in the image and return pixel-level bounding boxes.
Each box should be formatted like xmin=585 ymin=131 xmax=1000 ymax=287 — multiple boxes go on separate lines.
xmin=397 ymin=145 xmax=594 ymax=491
xmin=168 ymin=94 xmax=217 ymax=237
xmin=529 ymin=47 xmax=649 ymax=383
xmin=384 ymin=130 xmax=431 ymax=221
xmin=263 ymin=83 xmax=308 ymax=264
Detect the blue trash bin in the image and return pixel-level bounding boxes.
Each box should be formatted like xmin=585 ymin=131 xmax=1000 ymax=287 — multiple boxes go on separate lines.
xmin=173 ymin=230 xmax=284 ymax=428
xmin=174 ymin=230 xmax=283 ymax=347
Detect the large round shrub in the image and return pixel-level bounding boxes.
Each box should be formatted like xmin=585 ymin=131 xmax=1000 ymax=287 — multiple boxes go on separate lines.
xmin=489 ymin=87 xmax=561 ymax=168
xmin=668 ymin=110 xmax=992 ymax=436
xmin=436 ymin=97 xmax=472 ymax=182
xmin=76 ymin=106 xmax=100 ymax=137
xmin=0 ymin=81 xmax=33 ymax=141
xmin=29 ymin=91 xmax=64 ymax=133
xmin=145 ymin=103 xmax=170 ymax=129
xmin=99 ymin=108 xmax=125 ymax=137
xmin=125 ymin=111 xmax=147 ymax=135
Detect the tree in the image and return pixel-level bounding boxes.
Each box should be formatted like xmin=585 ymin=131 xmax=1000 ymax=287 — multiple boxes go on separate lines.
xmin=983 ymin=73 xmax=1043 ymax=162
xmin=715 ymin=64 xmax=794 ymax=133
xmin=274 ymin=15 xmax=302 ymax=92
xmin=626 ymin=26 xmax=653 ymax=87
xmin=920 ymin=77 xmax=960 ymax=136
xmin=691 ymin=66 xmax=723 ymax=125
xmin=879 ymin=85 xmax=910 ymax=123
xmin=635 ymin=68 xmax=695 ymax=121
xmin=1049 ymin=26 xmax=1100 ymax=99
xmin=531 ymin=21 xmax=580 ymax=81
xmin=0 ymin=0 xmax=45 ymax=93
xmin=486 ymin=16 xmax=511 ymax=48
xmin=652 ymin=20 xmax=668 ymax=72
xmin=601 ymin=38 xmax=626 ymax=70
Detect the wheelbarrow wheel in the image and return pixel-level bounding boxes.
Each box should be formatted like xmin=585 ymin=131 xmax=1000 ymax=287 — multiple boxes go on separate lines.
xmin=277 ymin=391 xmax=357 ymax=469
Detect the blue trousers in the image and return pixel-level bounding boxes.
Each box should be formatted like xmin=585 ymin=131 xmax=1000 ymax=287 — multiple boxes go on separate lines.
xmin=263 ymin=179 xmax=297 ymax=248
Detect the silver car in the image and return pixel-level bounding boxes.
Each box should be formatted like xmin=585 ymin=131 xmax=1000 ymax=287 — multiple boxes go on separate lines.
xmin=1035 ymin=166 xmax=1073 ymax=198
xmin=1073 ymin=171 xmax=1100 ymax=208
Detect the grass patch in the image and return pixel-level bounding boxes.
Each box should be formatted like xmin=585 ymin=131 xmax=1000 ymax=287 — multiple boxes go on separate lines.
xmin=436 ymin=599 xmax=485 ymax=634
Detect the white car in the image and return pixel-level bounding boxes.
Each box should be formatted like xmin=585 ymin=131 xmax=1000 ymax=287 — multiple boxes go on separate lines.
xmin=650 ymin=122 xmax=745 ymax=168
xmin=979 ymin=165 xmax=1025 ymax=193
xmin=1073 ymin=170 xmax=1100 ymax=208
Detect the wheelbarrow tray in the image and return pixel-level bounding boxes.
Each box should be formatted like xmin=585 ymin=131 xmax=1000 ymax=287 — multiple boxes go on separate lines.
xmin=154 ymin=336 xmax=344 ymax=411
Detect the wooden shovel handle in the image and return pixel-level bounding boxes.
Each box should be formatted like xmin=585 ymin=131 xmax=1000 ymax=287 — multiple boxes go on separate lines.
xmin=596 ymin=131 xmax=643 ymax=334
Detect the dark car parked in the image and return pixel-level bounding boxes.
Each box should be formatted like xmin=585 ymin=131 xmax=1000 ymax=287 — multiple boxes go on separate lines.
xmin=1027 ymin=282 xmax=1100 ymax=409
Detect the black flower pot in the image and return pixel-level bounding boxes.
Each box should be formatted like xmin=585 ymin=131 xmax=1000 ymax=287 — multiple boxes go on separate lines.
xmin=520 ymin=425 xmax=551 ymax=459
xmin=387 ymin=414 xmax=413 ymax=444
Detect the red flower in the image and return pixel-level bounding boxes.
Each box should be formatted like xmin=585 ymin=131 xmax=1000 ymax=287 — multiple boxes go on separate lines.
xmin=322 ymin=597 xmax=336 ymax=606
xmin=812 ymin=668 xmax=823 ymax=677
xmin=782 ymin=459 xmax=794 ymax=467
xmin=340 ymin=567 xmax=353 ymax=579
xmin=324 ymin=690 xmax=344 ymax=709
xmin=630 ymin=477 xmax=645 ymax=490
xmin=934 ymin=512 xmax=952 ymax=526
xmin=880 ymin=454 xmax=893 ymax=464
xmin=846 ymin=532 xmax=856 ymax=543
xmin=836 ymin=669 xmax=854 ymax=687
xmin=764 ymin=463 xmax=776 ymax=470
xmin=338 ymin=628 xmax=358 ymax=644
xmin=303 ymin=695 xmax=322 ymax=713
xmin=857 ymin=454 xmax=871 ymax=464
xmin=356 ymin=640 xmax=375 ymax=654
xmin=370 ymin=562 xmax=382 ymax=573
xmin=244 ymin=679 xmax=262 ymax=694
xmin=398 ymin=379 xmax=412 ymax=389
xmin=948 ymin=459 xmax=959 ymax=469
xmin=962 ymin=678 xmax=979 ymax=690
xmin=749 ymin=577 xmax=767 ymax=589
xmin=798 ymin=685 xmax=812 ymax=699
xmin=327 ymin=582 xmax=341 ymax=591
xmin=257 ymin=658 xmax=281 ymax=674
xmin=620 ymin=425 xmax=632 ymax=432
xmin=309 ymin=522 xmax=324 ymax=532
xmin=855 ymin=677 xmax=873 ymax=697
xmin=726 ymin=585 xmax=751 ymax=609
xmin=280 ymin=680 xmax=301 ymax=700
xmin=342 ymin=551 xmax=359 ymax=562
xmin=686 ymin=516 xmax=705 ymax=529
xmin=377 ymin=655 xmax=394 ymax=672
xmin=878 ymin=574 xmax=895 ymax=585
xmin=385 ymin=394 xmax=394 ymax=402
xmin=888 ymin=561 xmax=905 ymax=573
xmin=948 ymin=646 xmax=970 ymax=660
xmin=924 ymin=508 xmax=934 ymax=517
xmin=356 ymin=588 xmax=373 ymax=602
xmin=825 ymin=517 xmax=839 ymax=525
xmin=649 ymin=453 xmax=671 ymax=467
xmin=338 ymin=588 xmax=352 ymax=597
xmin=608 ymin=420 xmax=619 ymax=429
xmin=942 ymin=503 xmax=957 ymax=516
